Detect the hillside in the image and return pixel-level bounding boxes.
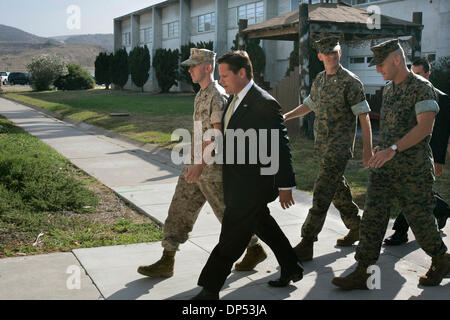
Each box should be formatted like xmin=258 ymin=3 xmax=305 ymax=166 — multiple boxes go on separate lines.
xmin=0 ymin=25 xmax=108 ymax=73
xmin=0 ymin=24 xmax=55 ymax=44
xmin=51 ymin=34 xmax=114 ymax=52
xmin=0 ymin=42 xmax=103 ymax=73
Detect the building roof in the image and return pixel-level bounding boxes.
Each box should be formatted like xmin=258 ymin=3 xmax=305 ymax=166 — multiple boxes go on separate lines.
xmin=241 ymin=2 xmax=423 ymax=41
xmin=114 ymin=0 xmax=177 ymax=21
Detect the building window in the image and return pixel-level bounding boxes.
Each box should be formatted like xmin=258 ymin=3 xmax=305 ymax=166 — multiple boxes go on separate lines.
xmin=163 ymin=21 xmax=179 ymax=39
xmin=122 ymin=32 xmax=131 ymax=47
xmin=237 ymin=1 xmax=264 ymax=26
xmin=351 ymin=0 xmax=382 ymax=5
xmin=426 ymin=53 xmax=436 ymax=63
xmin=140 ymin=27 xmax=152 ymax=45
xmin=291 ymin=0 xmax=320 ymax=10
xmin=350 ymin=57 xmax=365 ymax=64
xmin=198 ymin=12 xmax=216 ymax=33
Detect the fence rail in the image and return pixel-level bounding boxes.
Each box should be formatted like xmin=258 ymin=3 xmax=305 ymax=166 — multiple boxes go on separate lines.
xmin=269 ymin=66 xmax=301 ymax=136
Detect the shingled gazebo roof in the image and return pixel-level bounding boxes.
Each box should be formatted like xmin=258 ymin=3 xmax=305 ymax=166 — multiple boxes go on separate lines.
xmin=241 ymin=2 xmax=422 ymax=42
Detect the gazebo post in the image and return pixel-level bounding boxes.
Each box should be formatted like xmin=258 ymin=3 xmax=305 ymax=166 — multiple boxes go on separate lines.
xmin=412 ymin=12 xmax=423 ymax=61
xmin=298 ymin=2 xmax=311 ymax=135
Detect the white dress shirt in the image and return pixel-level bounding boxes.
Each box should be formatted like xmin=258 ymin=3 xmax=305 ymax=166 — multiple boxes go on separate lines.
xmin=230 ymin=79 xmax=254 ymax=114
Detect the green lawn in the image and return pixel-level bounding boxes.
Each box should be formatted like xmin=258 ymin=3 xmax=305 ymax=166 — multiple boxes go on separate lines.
xmin=3 ymin=89 xmax=195 ymax=148
xmin=3 ymin=89 xmax=449 ymax=212
xmin=0 ymin=116 xmax=162 ymax=258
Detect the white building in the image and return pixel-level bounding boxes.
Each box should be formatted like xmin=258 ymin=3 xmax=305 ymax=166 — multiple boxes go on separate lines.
xmin=347 ymin=0 xmax=450 ymax=94
xmin=114 ymin=0 xmax=305 ymax=92
xmin=113 ymin=0 xmax=449 ymax=93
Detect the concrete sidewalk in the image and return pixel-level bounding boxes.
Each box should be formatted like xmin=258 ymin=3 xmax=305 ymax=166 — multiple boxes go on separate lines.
xmin=0 ymin=97 xmax=448 ymax=300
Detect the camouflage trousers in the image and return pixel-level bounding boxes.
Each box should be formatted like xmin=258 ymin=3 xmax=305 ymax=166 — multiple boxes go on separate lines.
xmin=355 ymin=166 xmax=448 ymax=265
xmin=162 ymin=173 xmax=259 ymax=251
xmin=301 ymin=156 xmax=360 ymax=241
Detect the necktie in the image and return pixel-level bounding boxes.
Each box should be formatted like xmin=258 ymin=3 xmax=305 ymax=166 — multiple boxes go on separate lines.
xmin=224 ymin=95 xmax=238 ymax=132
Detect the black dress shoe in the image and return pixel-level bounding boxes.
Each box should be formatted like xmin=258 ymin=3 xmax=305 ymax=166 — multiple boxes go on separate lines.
xmin=384 ymin=232 xmax=408 ymax=246
xmin=268 ymin=268 xmax=303 ymax=287
xmin=191 ymin=288 xmax=219 ymax=300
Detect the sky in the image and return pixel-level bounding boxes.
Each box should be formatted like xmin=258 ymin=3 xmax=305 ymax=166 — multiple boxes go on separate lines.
xmin=0 ymin=0 xmax=165 ymax=37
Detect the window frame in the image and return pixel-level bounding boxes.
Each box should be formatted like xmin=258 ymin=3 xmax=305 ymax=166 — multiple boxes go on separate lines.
xmin=198 ymin=12 xmax=216 ymax=33
xmin=237 ymin=1 xmax=264 ymax=26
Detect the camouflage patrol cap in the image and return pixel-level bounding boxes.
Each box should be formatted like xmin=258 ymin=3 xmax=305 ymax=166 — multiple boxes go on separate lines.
xmin=315 ymin=36 xmax=341 ymax=54
xmin=181 ymin=48 xmax=216 ymax=66
xmin=368 ymin=39 xmax=401 ymax=67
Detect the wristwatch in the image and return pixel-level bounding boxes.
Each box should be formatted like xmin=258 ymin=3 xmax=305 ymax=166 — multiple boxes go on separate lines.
xmin=390 ymin=144 xmax=398 ymax=153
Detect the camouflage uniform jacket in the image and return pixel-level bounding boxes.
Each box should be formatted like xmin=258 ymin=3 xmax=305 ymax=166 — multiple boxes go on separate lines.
xmin=304 ymin=65 xmax=371 ymax=159
xmin=182 ymin=80 xmax=228 ymax=181
xmin=379 ymin=71 xmax=439 ymax=179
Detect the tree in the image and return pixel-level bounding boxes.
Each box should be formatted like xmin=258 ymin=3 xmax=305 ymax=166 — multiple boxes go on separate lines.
xmin=54 ymin=64 xmax=95 ymax=91
xmin=26 ymin=54 xmax=67 ymax=91
xmin=111 ymin=48 xmax=129 ymax=90
xmin=180 ymin=41 xmax=214 ymax=93
xmin=152 ymin=48 xmax=180 ymax=93
xmin=95 ymin=52 xmax=113 ymax=89
xmin=129 ymin=45 xmax=151 ymax=92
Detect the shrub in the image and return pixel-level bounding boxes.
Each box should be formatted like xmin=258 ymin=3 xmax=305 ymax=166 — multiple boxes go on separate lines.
xmin=285 ymin=40 xmax=323 ymax=79
xmin=180 ymin=41 xmax=214 ymax=93
xmin=129 ymin=45 xmax=151 ymax=92
xmin=0 ymin=155 xmax=97 ymax=212
xmin=152 ymin=48 xmax=180 ymax=93
xmin=430 ymin=56 xmax=450 ymax=95
xmin=95 ymin=52 xmax=113 ymax=89
xmin=231 ymin=35 xmax=266 ymax=77
xmin=26 ymin=55 xmax=67 ymax=91
xmin=54 ymin=64 xmax=95 ymax=91
xmin=111 ymin=48 xmax=130 ymax=90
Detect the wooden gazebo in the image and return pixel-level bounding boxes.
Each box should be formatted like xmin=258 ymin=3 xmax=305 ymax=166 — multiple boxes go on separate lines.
xmin=238 ymin=1 xmax=424 ymax=136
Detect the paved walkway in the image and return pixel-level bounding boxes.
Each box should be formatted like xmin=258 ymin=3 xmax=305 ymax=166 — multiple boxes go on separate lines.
xmin=0 ymin=97 xmax=448 ymax=300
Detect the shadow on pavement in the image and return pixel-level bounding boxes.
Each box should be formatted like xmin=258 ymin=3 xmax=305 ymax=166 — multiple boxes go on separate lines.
xmin=107 ymin=277 xmax=167 ymax=300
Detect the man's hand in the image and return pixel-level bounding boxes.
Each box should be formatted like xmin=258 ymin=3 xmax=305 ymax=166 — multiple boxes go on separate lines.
xmin=368 ymin=146 xmax=395 ymax=168
xmin=185 ymin=164 xmax=204 ymax=183
xmin=435 ymin=162 xmax=444 ymax=177
xmin=279 ymin=189 xmax=295 ymax=210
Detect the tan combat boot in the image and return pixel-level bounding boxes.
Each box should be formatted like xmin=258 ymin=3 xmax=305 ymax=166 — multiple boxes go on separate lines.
xmin=293 ymin=238 xmax=314 ymax=262
xmin=336 ymin=227 xmax=360 ymax=247
xmin=235 ymin=243 xmax=268 ymax=271
xmin=332 ymin=263 xmax=370 ymax=290
xmin=419 ymin=253 xmax=450 ymax=286
xmin=137 ymin=250 xmax=175 ymax=278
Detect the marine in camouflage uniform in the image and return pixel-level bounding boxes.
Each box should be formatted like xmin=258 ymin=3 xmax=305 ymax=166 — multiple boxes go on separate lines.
xmin=285 ymin=37 xmax=373 ymax=261
xmin=333 ymin=39 xmax=449 ymax=290
xmin=137 ymin=49 xmax=264 ymax=278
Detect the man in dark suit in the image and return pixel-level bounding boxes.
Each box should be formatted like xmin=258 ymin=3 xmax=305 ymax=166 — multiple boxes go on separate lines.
xmin=192 ymin=51 xmax=303 ymax=300
xmin=384 ymin=57 xmax=450 ymax=246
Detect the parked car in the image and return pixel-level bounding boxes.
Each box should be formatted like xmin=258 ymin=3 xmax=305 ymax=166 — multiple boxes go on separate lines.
xmin=0 ymin=71 xmax=9 ymax=85
xmin=8 ymin=72 xmax=30 ymax=85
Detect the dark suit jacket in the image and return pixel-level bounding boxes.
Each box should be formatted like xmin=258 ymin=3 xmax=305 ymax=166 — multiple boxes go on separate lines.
xmin=221 ymin=83 xmax=296 ymax=208
xmin=430 ymin=89 xmax=450 ymax=164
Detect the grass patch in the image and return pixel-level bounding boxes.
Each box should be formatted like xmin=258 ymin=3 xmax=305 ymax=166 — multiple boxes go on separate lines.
xmin=2 ymin=89 xmax=194 ymax=148
xmin=0 ymin=116 xmax=162 ymax=258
